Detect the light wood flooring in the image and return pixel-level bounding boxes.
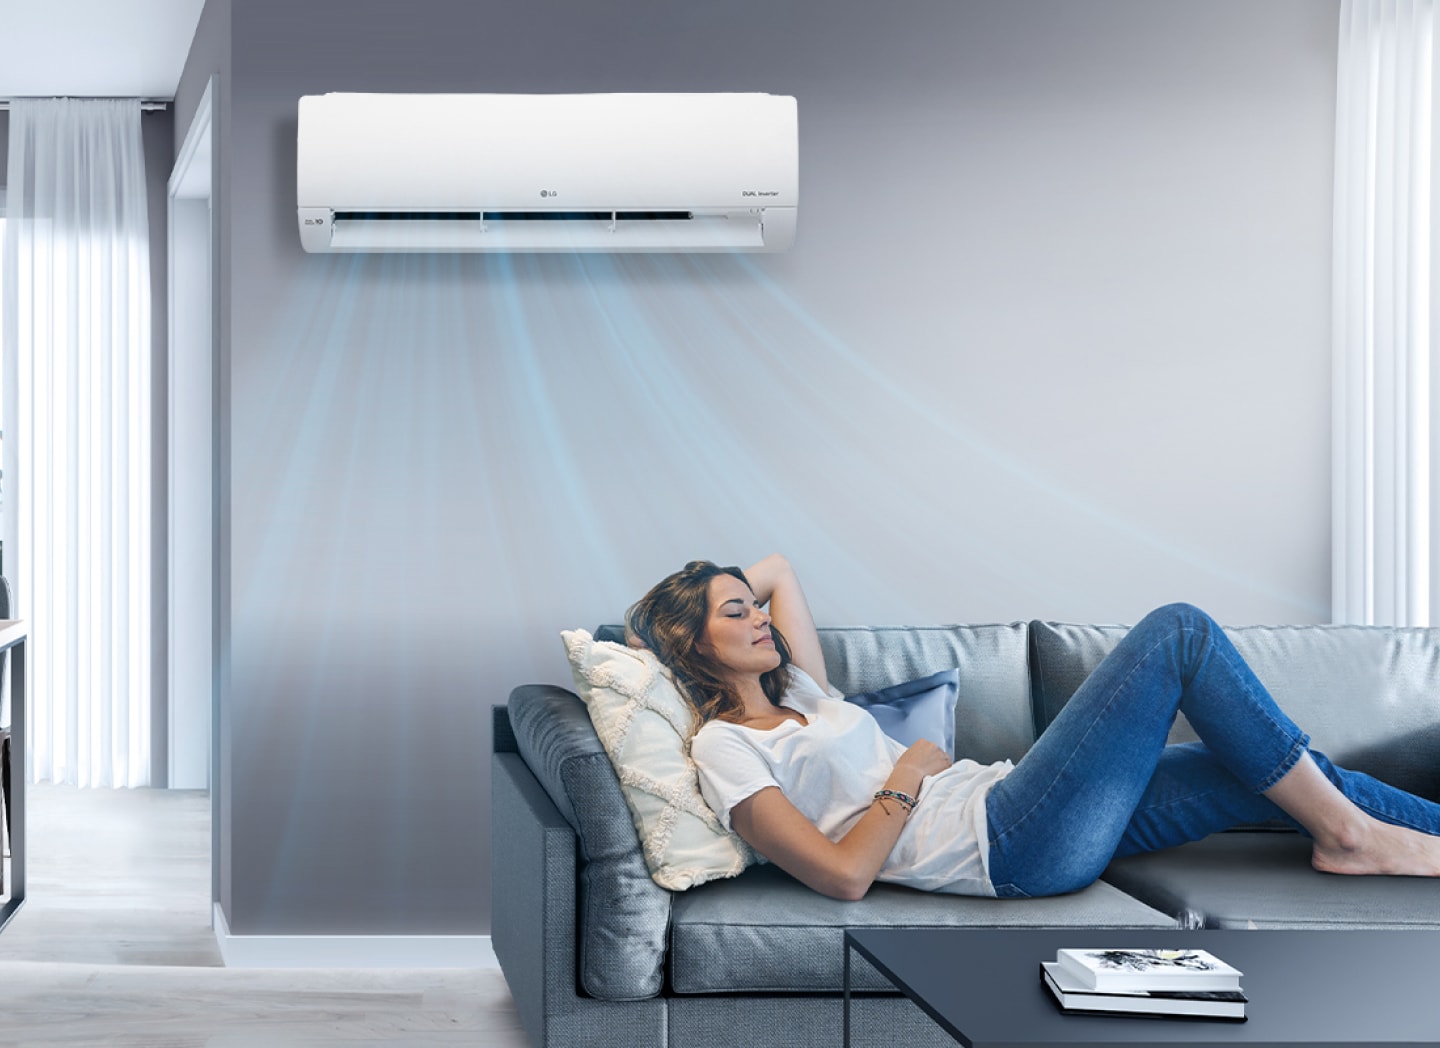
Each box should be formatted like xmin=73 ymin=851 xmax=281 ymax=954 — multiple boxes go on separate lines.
xmin=0 ymin=785 xmax=530 ymax=1047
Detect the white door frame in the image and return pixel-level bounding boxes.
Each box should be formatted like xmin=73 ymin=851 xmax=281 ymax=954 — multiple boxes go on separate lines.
xmin=166 ymin=78 xmax=216 ymax=796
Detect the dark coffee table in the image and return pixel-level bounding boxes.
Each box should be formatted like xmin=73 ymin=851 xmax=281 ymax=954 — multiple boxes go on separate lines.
xmin=843 ymin=927 xmax=1440 ymax=1046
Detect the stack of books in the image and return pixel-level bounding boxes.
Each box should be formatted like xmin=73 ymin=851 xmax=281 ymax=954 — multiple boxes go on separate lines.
xmin=1041 ymin=947 xmax=1247 ymax=1022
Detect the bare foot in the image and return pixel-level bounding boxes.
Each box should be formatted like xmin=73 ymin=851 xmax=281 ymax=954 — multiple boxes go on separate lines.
xmin=1311 ymin=816 xmax=1440 ymax=877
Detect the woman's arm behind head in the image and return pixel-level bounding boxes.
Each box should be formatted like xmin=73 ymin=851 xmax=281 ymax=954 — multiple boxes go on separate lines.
xmin=742 ymin=554 xmax=831 ymax=695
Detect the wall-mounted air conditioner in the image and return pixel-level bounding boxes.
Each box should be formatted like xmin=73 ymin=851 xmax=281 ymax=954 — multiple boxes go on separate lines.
xmin=296 ymin=92 xmax=798 ymax=253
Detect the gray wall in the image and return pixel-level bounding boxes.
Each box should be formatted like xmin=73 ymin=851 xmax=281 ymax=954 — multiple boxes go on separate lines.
xmin=184 ymin=0 xmax=1339 ymax=934
xmin=141 ymin=108 xmax=175 ymax=787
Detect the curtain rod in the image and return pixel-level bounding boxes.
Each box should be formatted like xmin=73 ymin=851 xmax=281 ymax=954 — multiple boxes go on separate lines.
xmin=0 ymin=100 xmax=169 ymax=111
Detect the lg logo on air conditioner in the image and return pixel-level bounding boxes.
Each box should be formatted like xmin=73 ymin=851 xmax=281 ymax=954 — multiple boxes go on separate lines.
xmin=540 ymin=190 xmax=558 ymax=198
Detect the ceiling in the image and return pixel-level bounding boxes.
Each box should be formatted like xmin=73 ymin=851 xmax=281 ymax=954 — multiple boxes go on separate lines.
xmin=0 ymin=0 xmax=208 ymax=100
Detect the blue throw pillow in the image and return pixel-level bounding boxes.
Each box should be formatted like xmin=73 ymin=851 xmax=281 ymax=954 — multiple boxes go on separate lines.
xmin=845 ymin=668 xmax=958 ymax=754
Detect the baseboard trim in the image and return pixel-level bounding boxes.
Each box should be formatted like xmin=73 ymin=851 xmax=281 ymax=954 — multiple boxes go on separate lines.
xmin=213 ymin=903 xmax=499 ymax=969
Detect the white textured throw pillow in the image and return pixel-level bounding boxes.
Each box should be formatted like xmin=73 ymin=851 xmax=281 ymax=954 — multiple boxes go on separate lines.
xmin=562 ymin=629 xmax=758 ymax=890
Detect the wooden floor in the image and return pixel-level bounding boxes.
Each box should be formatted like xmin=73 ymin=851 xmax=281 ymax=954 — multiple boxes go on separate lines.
xmin=0 ymin=785 xmax=530 ymax=1047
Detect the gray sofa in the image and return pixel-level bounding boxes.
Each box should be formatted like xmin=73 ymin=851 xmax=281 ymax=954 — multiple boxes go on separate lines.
xmin=491 ymin=616 xmax=1440 ymax=1047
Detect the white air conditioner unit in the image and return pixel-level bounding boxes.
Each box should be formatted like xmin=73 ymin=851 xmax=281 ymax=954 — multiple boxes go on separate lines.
xmin=296 ymin=92 xmax=798 ymax=253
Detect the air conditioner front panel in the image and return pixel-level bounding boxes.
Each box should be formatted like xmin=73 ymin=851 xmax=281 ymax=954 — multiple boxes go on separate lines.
xmin=297 ymin=93 xmax=798 ymax=214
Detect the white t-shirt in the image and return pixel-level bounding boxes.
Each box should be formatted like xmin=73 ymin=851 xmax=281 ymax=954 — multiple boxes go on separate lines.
xmin=690 ymin=666 xmax=1013 ymax=897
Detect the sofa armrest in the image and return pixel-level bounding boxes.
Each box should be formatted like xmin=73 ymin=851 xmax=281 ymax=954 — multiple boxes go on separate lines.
xmin=493 ymin=705 xmax=519 ymax=754
xmin=492 ymin=750 xmax=667 ymax=1047
xmin=505 ymin=684 xmax=673 ymax=1003
xmin=492 ymin=752 xmax=577 ymax=1046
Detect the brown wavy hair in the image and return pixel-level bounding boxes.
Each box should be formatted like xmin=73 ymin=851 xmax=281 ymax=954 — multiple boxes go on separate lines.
xmin=626 ymin=560 xmax=793 ymax=732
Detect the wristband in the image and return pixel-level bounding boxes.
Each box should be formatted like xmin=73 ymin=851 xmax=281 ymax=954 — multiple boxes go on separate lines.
xmin=873 ymin=789 xmax=916 ymax=815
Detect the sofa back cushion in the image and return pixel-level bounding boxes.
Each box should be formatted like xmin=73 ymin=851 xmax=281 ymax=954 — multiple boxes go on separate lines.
xmin=1030 ymin=620 xmax=1440 ymax=800
xmin=507 ymin=684 xmax=671 ymax=1001
xmin=818 ymin=623 xmax=1036 ymax=764
xmin=598 ymin=621 xmax=1036 ymax=762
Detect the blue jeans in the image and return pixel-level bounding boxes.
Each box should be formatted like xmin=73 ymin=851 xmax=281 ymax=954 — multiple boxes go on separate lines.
xmin=985 ymin=603 xmax=1440 ymax=897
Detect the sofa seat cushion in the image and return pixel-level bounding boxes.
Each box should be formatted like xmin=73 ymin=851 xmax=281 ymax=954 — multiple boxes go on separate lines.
xmin=1103 ymin=831 xmax=1440 ymax=929
xmin=668 ymin=863 xmax=1174 ymax=994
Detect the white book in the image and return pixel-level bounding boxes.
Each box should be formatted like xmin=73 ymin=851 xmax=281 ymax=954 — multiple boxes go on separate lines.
xmin=1041 ymin=963 xmax=1247 ymax=1021
xmin=1055 ymin=948 xmax=1243 ymax=993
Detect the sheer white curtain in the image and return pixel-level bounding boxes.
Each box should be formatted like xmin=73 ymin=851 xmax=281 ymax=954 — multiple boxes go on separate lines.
xmin=1 ymin=99 xmax=151 ymax=786
xmin=1332 ymin=0 xmax=1435 ymax=626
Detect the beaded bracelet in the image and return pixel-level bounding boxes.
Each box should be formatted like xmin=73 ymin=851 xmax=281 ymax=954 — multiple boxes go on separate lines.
xmin=873 ymin=789 xmax=916 ymax=816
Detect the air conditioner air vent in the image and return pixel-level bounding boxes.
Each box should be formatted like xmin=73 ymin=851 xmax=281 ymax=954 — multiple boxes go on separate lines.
xmin=332 ymin=210 xmax=696 ymax=223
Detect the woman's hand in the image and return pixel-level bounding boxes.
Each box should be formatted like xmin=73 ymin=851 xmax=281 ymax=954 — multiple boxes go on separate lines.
xmin=889 ymin=740 xmax=953 ymax=792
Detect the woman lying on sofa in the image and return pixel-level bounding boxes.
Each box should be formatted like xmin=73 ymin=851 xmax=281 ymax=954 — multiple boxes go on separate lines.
xmin=624 ymin=554 xmax=1440 ymax=901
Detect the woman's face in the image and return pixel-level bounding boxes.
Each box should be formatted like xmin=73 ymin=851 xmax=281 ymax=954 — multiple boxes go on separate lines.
xmin=698 ymin=573 xmax=782 ymax=679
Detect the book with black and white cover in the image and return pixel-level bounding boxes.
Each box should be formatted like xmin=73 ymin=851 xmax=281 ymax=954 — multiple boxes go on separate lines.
xmin=1055 ymin=948 xmax=1243 ymax=993
xmin=1041 ymin=963 xmax=1247 ymax=1022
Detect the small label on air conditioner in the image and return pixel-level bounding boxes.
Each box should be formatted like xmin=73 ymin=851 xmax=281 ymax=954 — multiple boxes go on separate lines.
xmin=742 ymin=191 xmax=780 ymax=197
